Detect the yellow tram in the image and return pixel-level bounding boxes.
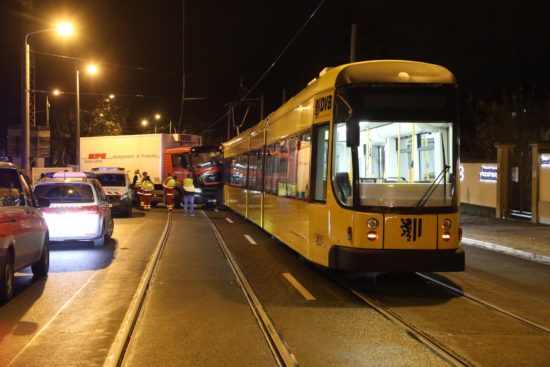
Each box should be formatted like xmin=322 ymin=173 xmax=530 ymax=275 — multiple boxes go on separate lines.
xmin=222 ymin=60 xmax=465 ymax=271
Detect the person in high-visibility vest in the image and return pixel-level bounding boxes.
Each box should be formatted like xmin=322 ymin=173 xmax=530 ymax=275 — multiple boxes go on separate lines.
xmin=182 ymin=173 xmax=195 ymax=216
xmin=140 ymin=175 xmax=154 ymax=210
xmin=163 ymin=173 xmax=177 ymax=212
xmin=136 ymin=171 xmax=148 ymax=210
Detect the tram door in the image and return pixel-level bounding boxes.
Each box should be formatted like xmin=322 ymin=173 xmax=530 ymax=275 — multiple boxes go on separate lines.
xmin=510 ymin=149 xmax=532 ymax=219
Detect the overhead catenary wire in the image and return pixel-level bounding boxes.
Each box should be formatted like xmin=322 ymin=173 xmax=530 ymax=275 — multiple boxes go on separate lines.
xmin=204 ymin=0 xmax=327 ymax=132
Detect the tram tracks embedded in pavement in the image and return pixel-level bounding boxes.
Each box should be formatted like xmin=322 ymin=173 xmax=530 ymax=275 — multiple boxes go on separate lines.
xmin=207 ymin=217 xmax=299 ymax=367
xmin=104 ymin=212 xmax=172 ymax=367
xmin=334 ymin=275 xmax=474 ymax=367
xmin=416 ymin=272 xmax=550 ymax=335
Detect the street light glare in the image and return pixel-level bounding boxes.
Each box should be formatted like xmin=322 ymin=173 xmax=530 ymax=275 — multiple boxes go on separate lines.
xmin=52 ymin=89 xmax=61 ymax=96
xmin=142 ymin=119 xmax=148 ymax=126
xmin=86 ymin=64 xmax=98 ymax=74
xmin=109 ymin=94 xmax=115 ymax=99
xmin=56 ymin=22 xmax=74 ymax=37
xmin=155 ymin=114 xmax=161 ymax=120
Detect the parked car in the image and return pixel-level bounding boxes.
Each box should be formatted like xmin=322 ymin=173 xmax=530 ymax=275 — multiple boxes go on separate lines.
xmin=92 ymin=167 xmax=133 ymax=217
xmin=0 ymin=162 xmax=50 ymax=304
xmin=33 ymin=172 xmax=114 ymax=247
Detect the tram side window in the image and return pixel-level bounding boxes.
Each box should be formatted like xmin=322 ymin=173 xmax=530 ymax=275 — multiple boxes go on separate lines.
xmin=264 ymin=145 xmax=275 ymax=194
xmin=248 ymin=149 xmax=263 ymax=191
xmin=287 ymin=137 xmax=298 ymax=197
xmin=248 ymin=152 xmax=257 ymax=190
xmin=313 ymin=124 xmax=329 ymax=202
xmin=277 ymin=140 xmax=289 ymax=196
xmin=223 ymin=157 xmax=232 ymax=184
xmin=332 ymin=122 xmax=353 ymax=207
xmin=238 ymin=154 xmax=248 ymax=188
xmin=297 ymin=132 xmax=311 ymax=200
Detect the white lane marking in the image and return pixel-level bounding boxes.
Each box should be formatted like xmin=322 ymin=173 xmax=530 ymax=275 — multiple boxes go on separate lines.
xmin=226 ymin=218 xmax=234 ymax=224
xmin=7 ymin=271 xmax=99 ymax=367
xmin=244 ymin=234 xmax=257 ymax=245
xmin=282 ymin=273 xmax=316 ymax=301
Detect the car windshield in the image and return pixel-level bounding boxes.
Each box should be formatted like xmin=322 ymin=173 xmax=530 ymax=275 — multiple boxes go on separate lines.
xmin=96 ymin=173 xmax=126 ymax=187
xmin=34 ymin=183 xmax=94 ymax=203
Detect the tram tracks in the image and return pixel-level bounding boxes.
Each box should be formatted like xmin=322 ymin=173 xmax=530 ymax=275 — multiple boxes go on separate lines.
xmin=208 ymin=217 xmax=299 ymax=367
xmin=104 ymin=212 xmax=172 ymax=367
xmin=336 ymin=270 xmax=550 ymax=367
xmin=335 ymin=275 xmax=474 ymax=367
xmin=416 ymin=272 xmax=550 ymax=335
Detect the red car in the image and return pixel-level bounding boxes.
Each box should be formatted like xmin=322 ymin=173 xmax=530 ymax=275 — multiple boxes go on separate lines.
xmin=0 ymin=162 xmax=50 ymax=304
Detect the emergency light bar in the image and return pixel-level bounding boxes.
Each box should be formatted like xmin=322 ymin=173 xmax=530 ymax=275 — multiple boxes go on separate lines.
xmin=92 ymin=167 xmax=125 ymax=172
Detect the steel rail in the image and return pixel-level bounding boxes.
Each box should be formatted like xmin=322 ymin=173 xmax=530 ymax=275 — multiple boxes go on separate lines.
xmin=335 ymin=276 xmax=473 ymax=367
xmin=103 ymin=212 xmax=172 ymax=367
xmin=207 ymin=217 xmax=299 ymax=367
xmin=416 ymin=272 xmax=550 ymax=335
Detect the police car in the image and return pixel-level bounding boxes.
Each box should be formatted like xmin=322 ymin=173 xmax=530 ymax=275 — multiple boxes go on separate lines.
xmin=92 ymin=167 xmax=133 ymax=217
xmin=33 ymin=172 xmax=114 ymax=247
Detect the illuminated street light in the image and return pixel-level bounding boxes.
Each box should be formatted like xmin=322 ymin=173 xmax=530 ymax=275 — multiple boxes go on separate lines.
xmin=142 ymin=119 xmax=148 ymax=127
xmin=109 ymin=94 xmax=115 ymax=99
xmin=154 ymin=113 xmax=161 ymax=133
xmin=56 ymin=22 xmax=74 ymax=37
xmin=76 ymin=64 xmax=98 ymax=169
xmin=24 ymin=21 xmax=73 ymax=174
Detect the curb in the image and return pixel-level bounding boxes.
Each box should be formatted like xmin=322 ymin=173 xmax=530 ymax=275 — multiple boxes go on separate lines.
xmin=462 ymin=237 xmax=550 ymax=266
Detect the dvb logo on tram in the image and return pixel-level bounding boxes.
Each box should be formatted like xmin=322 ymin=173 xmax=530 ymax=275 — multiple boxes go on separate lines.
xmin=314 ymin=94 xmax=333 ymax=119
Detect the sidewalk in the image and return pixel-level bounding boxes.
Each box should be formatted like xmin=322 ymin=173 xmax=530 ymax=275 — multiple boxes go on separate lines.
xmin=461 ymin=214 xmax=550 ymax=265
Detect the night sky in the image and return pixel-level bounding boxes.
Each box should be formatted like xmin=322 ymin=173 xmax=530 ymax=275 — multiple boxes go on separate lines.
xmin=1 ymin=0 xmax=549 ymax=150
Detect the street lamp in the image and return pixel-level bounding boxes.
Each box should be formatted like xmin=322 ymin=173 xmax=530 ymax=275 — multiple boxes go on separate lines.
xmin=154 ymin=113 xmax=161 ymax=133
xmin=23 ymin=22 xmax=73 ymax=174
xmin=76 ymin=63 xmax=98 ymax=169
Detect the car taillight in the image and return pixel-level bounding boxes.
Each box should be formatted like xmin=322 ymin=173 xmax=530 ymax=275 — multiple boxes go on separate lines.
xmin=42 ymin=205 xmax=100 ymax=214
xmin=79 ymin=205 xmax=100 ymax=214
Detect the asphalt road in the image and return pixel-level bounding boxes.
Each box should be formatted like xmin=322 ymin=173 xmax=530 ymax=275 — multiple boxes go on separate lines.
xmin=1 ymin=208 xmax=549 ymax=366
xmin=0 ymin=210 xmax=166 ymax=367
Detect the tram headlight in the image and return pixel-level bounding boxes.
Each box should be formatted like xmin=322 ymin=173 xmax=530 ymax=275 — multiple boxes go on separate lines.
xmin=442 ymin=218 xmax=452 ymax=230
xmin=442 ymin=231 xmax=451 ymax=241
xmin=367 ymin=218 xmax=379 ymax=229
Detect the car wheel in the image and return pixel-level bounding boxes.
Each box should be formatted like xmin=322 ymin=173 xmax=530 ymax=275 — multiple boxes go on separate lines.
xmin=0 ymin=251 xmax=14 ymax=304
xmin=106 ymin=217 xmax=114 ymax=239
xmin=32 ymin=239 xmax=50 ymax=277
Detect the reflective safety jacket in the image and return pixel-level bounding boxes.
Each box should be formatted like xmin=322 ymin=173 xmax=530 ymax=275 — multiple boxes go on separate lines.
xmin=140 ymin=180 xmax=154 ymax=191
xmin=163 ymin=177 xmax=176 ymax=188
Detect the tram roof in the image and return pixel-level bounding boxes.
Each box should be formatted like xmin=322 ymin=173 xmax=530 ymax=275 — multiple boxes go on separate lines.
xmin=222 ymin=60 xmax=456 ymax=152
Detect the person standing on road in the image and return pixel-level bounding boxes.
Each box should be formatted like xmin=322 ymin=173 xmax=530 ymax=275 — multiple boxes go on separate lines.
xmin=182 ymin=173 xmax=195 ymax=216
xmin=140 ymin=175 xmax=154 ymax=210
xmin=163 ymin=173 xmax=176 ymax=212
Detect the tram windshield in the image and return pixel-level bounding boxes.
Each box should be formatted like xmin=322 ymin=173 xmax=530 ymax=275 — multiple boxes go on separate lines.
xmin=332 ymin=86 xmax=458 ymax=210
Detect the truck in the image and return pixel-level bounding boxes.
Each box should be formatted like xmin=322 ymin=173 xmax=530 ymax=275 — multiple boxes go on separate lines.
xmin=80 ymin=133 xmax=202 ymax=207
xmin=162 ymin=145 xmax=223 ymax=207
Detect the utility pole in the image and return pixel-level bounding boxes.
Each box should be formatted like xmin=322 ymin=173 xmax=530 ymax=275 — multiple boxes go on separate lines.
xmin=350 ymin=23 xmax=357 ymax=62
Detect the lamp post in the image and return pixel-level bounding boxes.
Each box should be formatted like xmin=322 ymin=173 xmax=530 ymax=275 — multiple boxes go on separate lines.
xmin=154 ymin=113 xmax=161 ymax=133
xmin=23 ymin=22 xmax=72 ymax=174
xmin=75 ymin=64 xmax=98 ymax=169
